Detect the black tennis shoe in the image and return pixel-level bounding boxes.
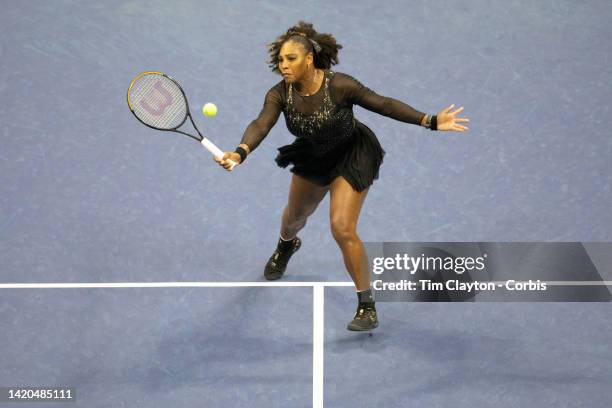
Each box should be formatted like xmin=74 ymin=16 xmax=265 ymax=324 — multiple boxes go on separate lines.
xmin=264 ymin=236 xmax=302 ymax=280
xmin=347 ymin=303 xmax=379 ymax=331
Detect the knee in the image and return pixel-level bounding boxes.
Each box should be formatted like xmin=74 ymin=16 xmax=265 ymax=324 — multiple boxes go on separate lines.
xmin=330 ymin=218 xmax=357 ymax=244
xmin=285 ymin=205 xmax=312 ymax=225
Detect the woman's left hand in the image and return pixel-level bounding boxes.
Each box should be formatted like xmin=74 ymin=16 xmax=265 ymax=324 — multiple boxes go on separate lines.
xmin=436 ymin=104 xmax=469 ymax=132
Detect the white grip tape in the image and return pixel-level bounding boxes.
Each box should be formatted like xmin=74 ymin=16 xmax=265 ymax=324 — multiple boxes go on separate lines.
xmin=201 ymin=138 xmax=236 ymax=170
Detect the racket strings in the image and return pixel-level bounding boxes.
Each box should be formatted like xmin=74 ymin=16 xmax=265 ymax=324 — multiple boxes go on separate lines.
xmin=129 ymin=74 xmax=187 ymax=130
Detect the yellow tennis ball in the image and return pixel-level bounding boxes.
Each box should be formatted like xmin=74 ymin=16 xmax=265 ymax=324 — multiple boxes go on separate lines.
xmin=202 ymin=102 xmax=217 ymax=117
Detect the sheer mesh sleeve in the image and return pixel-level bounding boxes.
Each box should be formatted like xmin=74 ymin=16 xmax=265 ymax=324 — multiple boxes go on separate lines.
xmin=239 ymin=83 xmax=284 ymax=152
xmin=332 ymin=72 xmax=426 ymax=126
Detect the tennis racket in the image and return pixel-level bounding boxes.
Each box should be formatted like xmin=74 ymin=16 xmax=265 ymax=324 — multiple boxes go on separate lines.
xmin=127 ymin=71 xmax=236 ymax=170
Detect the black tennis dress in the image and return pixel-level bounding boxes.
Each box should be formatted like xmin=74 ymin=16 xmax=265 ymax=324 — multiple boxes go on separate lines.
xmin=239 ymin=70 xmax=426 ymax=192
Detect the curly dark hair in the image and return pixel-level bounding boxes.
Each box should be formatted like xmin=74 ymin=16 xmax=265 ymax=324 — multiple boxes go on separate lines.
xmin=266 ymin=21 xmax=343 ymax=75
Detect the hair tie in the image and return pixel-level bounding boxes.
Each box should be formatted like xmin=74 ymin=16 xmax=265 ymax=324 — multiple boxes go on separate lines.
xmin=308 ymin=38 xmax=322 ymax=54
xmin=288 ymin=31 xmax=321 ymax=54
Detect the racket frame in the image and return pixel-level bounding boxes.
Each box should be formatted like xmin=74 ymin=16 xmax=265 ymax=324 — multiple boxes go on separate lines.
xmin=127 ymin=71 xmax=236 ymax=169
xmin=127 ymin=71 xmax=199 ymax=140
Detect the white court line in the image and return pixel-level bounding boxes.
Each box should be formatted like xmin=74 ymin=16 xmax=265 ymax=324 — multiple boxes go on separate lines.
xmin=0 ymin=280 xmax=351 ymax=408
xmin=1 ymin=279 xmax=609 ymax=408
xmin=312 ymin=283 xmax=324 ymax=408
xmin=0 ymin=281 xmax=355 ymax=289
xmin=1 ymin=281 xmax=612 ymax=289
xmin=472 ymin=281 xmax=612 ymax=286
xmin=533 ymin=281 xmax=612 ymax=285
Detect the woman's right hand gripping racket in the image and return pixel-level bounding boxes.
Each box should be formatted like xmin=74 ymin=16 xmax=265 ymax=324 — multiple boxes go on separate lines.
xmin=127 ymin=71 xmax=237 ymax=170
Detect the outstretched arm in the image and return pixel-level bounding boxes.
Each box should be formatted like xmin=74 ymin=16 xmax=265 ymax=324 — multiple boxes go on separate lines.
xmin=336 ymin=73 xmax=427 ymax=126
xmin=214 ymin=86 xmax=283 ymax=171
xmin=239 ymin=87 xmax=283 ymax=153
xmin=335 ymin=73 xmax=469 ymax=132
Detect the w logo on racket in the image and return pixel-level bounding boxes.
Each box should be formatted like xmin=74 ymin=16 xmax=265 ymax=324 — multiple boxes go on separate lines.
xmin=127 ymin=71 xmax=238 ymax=170
xmin=127 ymin=71 xmax=186 ymax=129
xmin=140 ymin=80 xmax=173 ymax=116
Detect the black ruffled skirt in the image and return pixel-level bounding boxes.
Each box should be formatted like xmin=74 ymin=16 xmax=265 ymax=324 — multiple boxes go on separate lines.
xmin=274 ymin=119 xmax=385 ymax=192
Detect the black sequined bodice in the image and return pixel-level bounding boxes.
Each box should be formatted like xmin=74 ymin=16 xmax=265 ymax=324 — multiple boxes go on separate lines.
xmin=238 ymin=69 xmax=427 ymax=154
xmin=283 ymin=70 xmax=356 ymax=155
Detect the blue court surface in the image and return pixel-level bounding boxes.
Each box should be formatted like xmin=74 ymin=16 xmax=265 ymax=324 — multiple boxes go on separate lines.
xmin=1 ymin=1 xmax=611 ymax=407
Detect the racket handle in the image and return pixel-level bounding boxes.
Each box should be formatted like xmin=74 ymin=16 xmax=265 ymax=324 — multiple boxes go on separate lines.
xmin=201 ymin=138 xmax=237 ymax=170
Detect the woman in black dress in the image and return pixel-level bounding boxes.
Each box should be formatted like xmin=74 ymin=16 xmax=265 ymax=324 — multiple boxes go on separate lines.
xmin=214 ymin=21 xmax=469 ymax=331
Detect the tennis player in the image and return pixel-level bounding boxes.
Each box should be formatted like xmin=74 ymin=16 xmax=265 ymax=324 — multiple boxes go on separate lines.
xmin=214 ymin=21 xmax=469 ymax=331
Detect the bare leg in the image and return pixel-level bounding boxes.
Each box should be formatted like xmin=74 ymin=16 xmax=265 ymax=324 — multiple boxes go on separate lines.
xmin=280 ymin=174 xmax=329 ymax=240
xmin=329 ymin=176 xmax=370 ymax=291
